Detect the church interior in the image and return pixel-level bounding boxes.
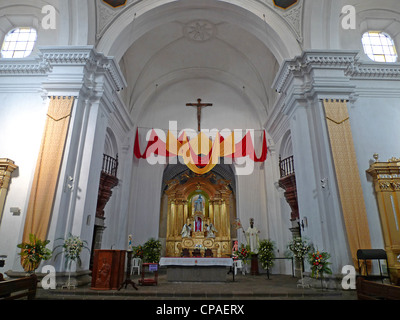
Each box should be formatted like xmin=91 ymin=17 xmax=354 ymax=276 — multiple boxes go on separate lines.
xmin=0 ymin=0 xmax=400 ymax=300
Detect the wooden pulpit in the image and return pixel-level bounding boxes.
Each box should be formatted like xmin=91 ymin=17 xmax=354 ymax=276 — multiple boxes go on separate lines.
xmin=91 ymin=249 xmax=126 ymax=290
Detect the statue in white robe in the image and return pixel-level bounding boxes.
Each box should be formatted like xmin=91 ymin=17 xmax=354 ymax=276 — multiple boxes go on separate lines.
xmin=181 ymin=224 xmax=192 ymax=238
xmin=245 ymin=218 xmax=260 ymax=253
xmin=206 ymin=223 xmax=217 ymax=238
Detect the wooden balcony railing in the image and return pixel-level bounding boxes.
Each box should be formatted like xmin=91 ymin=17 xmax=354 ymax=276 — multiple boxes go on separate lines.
xmin=279 ymin=155 xmax=294 ymax=178
xmin=102 ymin=154 xmax=118 ymax=178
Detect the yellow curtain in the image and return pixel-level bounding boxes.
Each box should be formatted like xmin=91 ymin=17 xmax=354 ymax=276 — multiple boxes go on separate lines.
xmin=22 ymin=97 xmax=74 ymax=242
xmin=323 ymin=99 xmax=372 ymax=268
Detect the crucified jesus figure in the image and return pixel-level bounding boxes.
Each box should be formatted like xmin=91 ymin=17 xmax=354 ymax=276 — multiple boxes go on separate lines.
xmin=186 ymin=98 xmax=213 ymax=132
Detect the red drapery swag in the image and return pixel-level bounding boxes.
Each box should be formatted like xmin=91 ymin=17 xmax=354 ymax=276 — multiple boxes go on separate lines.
xmin=134 ymin=128 xmax=268 ymax=166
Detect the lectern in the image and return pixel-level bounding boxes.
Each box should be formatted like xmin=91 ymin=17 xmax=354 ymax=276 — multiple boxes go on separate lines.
xmin=91 ymin=250 xmax=125 ymax=290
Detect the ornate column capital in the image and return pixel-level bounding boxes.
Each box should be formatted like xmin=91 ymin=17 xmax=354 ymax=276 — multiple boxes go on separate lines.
xmin=0 ymin=158 xmax=18 ymax=190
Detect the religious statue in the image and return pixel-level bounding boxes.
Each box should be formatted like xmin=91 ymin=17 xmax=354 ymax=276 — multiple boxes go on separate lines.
xmin=205 ymin=223 xmax=217 ymax=238
xmin=194 ymin=194 xmax=204 ymax=212
xmin=244 ymin=218 xmax=260 ymax=253
xmin=127 ymin=234 xmax=133 ymax=252
xmin=186 ymin=98 xmax=213 ymax=132
xmin=232 ymin=240 xmax=238 ymax=254
xmin=195 ymin=216 xmax=202 ymax=232
xmin=181 ymin=223 xmax=192 ymax=238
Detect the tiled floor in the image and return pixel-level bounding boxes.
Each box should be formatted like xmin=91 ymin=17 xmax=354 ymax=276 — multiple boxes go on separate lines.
xmin=35 ymin=272 xmax=357 ymax=300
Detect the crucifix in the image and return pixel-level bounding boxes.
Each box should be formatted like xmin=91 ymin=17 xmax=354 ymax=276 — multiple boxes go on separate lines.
xmin=186 ymin=98 xmax=213 ymax=132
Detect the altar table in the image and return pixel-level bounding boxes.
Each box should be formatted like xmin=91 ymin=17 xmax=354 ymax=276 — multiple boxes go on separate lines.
xmin=159 ymin=257 xmax=234 ymax=282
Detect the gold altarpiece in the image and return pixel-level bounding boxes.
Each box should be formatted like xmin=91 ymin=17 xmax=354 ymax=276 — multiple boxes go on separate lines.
xmin=0 ymin=159 xmax=18 ymax=222
xmin=164 ymin=173 xmax=234 ymax=258
xmin=367 ymin=157 xmax=400 ymax=285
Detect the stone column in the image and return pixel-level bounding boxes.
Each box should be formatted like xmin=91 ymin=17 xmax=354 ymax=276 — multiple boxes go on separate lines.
xmin=213 ymin=199 xmax=221 ymax=236
xmin=176 ymin=199 xmax=184 ymax=236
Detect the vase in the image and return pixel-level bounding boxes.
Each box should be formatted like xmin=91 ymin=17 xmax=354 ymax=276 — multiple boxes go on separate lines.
xmin=242 ymin=262 xmax=248 ymax=275
xmin=21 ymin=257 xmax=40 ymax=273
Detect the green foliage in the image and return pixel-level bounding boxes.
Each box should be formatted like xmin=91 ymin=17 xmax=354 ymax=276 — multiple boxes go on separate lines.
xmin=287 ymin=237 xmax=311 ymax=260
xmin=258 ymin=239 xmax=275 ymax=269
xmin=17 ymin=234 xmax=52 ymax=271
xmin=143 ymin=238 xmax=162 ymax=263
xmin=307 ymin=250 xmax=332 ymax=279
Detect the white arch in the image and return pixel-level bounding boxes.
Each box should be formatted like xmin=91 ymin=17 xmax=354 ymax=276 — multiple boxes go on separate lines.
xmin=96 ymin=0 xmax=302 ymax=64
xmin=279 ymin=129 xmax=292 ymax=159
xmin=104 ymin=127 xmax=119 ymax=158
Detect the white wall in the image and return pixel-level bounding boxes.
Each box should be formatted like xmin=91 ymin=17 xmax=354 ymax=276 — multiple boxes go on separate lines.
xmin=348 ymin=85 xmax=400 ymax=250
xmin=0 ymin=88 xmax=48 ymax=272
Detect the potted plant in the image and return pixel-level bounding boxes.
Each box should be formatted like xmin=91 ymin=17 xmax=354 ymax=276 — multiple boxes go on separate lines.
xmin=258 ymin=239 xmax=275 ymax=278
xmin=143 ymin=238 xmax=161 ymax=263
xmin=53 ymin=233 xmax=90 ymax=288
xmin=17 ymin=234 xmax=52 ymax=273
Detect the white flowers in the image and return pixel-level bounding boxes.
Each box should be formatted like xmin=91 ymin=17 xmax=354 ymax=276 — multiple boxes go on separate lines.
xmin=63 ymin=236 xmax=84 ymax=261
xmin=288 ymin=237 xmax=311 ymax=260
xmin=54 ymin=233 xmax=90 ymax=269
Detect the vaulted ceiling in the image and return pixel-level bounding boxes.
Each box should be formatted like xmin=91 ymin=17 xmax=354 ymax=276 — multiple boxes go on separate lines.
xmin=119 ymin=17 xmax=279 ymax=118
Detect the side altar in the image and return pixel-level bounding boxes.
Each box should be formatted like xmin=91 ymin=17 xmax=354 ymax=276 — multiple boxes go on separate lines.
xmin=163 ymin=172 xmax=235 ymax=258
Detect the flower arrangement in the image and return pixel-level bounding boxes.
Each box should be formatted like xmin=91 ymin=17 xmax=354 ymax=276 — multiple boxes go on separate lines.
xmin=133 ymin=245 xmax=144 ymax=259
xmin=258 ymin=239 xmax=275 ymax=270
xmin=287 ymin=237 xmax=311 ymax=261
xmin=17 ymin=234 xmax=52 ymax=272
xmin=235 ymin=244 xmax=250 ymax=262
xmin=307 ymin=250 xmax=332 ymax=279
xmin=54 ymin=233 xmax=90 ymax=269
xmin=53 ymin=234 xmax=90 ymax=289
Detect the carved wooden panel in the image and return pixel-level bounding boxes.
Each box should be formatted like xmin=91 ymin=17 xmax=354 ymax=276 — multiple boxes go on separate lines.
xmin=91 ymin=250 xmax=125 ymax=290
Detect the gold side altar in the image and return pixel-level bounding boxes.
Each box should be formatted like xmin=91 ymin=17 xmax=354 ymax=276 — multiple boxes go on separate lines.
xmin=164 ymin=173 xmax=233 ymax=258
xmin=367 ymin=156 xmax=400 ymax=285
xmin=0 ymin=159 xmax=18 ymax=222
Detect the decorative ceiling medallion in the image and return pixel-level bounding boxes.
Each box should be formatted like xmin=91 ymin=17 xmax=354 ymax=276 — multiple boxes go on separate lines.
xmin=273 ymin=0 xmax=298 ymax=10
xmin=183 ymin=20 xmax=216 ymax=42
xmin=102 ymin=0 xmax=127 ymax=8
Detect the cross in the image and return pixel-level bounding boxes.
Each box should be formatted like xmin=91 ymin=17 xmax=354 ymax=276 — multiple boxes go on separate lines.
xmin=186 ymin=98 xmax=213 ymax=132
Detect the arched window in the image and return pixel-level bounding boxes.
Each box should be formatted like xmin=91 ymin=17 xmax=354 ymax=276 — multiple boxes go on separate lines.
xmin=1 ymin=27 xmax=37 ymax=58
xmin=362 ymin=31 xmax=398 ymax=63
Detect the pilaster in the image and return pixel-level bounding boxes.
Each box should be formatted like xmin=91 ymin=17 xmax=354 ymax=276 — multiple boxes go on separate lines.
xmin=10 ymin=46 xmax=130 ymax=274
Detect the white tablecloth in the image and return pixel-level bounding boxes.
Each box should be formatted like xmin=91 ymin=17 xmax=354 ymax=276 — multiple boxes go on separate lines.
xmin=159 ymin=257 xmax=233 ymax=267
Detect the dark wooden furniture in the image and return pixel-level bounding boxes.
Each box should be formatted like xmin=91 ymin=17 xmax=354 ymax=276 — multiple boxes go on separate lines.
xmin=181 ymin=248 xmax=190 ymax=257
xmin=357 ymin=276 xmax=400 ymax=300
xmin=192 ymin=249 xmax=201 ymax=257
xmin=251 ymin=254 xmax=259 ymax=275
xmin=357 ymin=249 xmax=391 ymax=283
xmin=118 ymin=251 xmax=138 ymax=290
xmin=0 ymin=274 xmax=37 ymax=300
xmin=91 ymin=249 xmax=125 ymax=290
xmin=139 ymin=263 xmax=158 ymax=286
